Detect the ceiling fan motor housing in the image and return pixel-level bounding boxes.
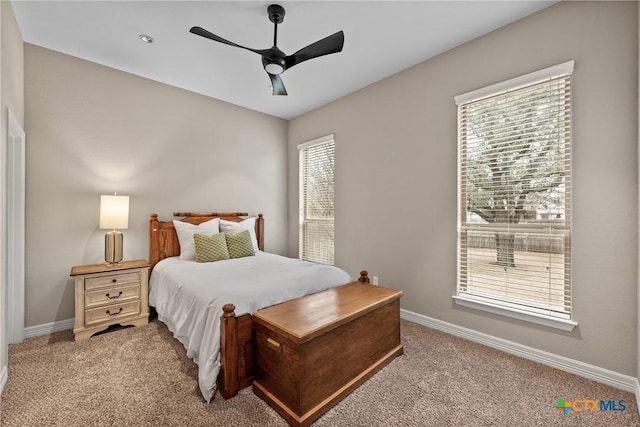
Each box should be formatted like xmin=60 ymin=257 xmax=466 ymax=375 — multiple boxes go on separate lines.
xmin=262 ymin=48 xmax=287 ymax=74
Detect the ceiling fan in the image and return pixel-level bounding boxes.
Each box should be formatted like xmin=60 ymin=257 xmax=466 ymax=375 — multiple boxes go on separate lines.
xmin=190 ymin=4 xmax=344 ymax=96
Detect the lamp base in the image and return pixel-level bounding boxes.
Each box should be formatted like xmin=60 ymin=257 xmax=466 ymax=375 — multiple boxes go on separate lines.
xmin=105 ymin=230 xmax=123 ymax=265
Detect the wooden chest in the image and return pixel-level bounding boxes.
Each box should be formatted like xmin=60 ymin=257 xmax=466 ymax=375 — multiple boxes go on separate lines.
xmin=252 ymin=282 xmax=403 ymax=427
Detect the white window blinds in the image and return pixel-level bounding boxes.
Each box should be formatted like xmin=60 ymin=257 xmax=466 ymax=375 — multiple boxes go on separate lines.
xmin=299 ymin=135 xmax=335 ymax=264
xmin=455 ymin=61 xmax=573 ymax=325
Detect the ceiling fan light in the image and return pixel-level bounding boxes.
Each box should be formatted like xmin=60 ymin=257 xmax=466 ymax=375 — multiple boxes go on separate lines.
xmin=264 ymin=62 xmax=285 ymax=75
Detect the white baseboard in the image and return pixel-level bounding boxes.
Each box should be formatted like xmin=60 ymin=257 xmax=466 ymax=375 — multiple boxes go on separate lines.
xmin=23 ymin=318 xmax=74 ymax=339
xmin=401 ymin=309 xmax=637 ymax=394
xmin=0 ymin=365 xmax=7 ymax=395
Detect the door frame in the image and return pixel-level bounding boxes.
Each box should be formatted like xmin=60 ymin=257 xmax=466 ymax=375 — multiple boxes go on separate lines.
xmin=7 ymin=109 xmax=25 ymax=344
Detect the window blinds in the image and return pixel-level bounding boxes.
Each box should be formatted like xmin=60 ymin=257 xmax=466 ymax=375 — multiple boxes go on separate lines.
xmin=456 ymin=62 xmax=573 ymax=320
xmin=299 ymin=136 xmax=335 ymax=264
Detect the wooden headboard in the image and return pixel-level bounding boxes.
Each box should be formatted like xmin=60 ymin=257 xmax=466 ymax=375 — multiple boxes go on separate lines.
xmin=149 ymin=212 xmax=264 ymax=271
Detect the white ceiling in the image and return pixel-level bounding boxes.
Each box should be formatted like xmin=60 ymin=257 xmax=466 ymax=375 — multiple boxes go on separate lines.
xmin=12 ymin=1 xmax=555 ymax=120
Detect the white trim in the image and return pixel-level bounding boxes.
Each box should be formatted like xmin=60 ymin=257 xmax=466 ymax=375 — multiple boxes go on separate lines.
xmin=0 ymin=365 xmax=7 ymax=395
xmin=23 ymin=318 xmax=74 ymax=339
xmin=296 ymin=133 xmax=334 ymax=151
xmin=635 ymin=377 xmax=640 ymax=417
xmin=454 ymin=60 xmax=575 ymax=105
xmin=401 ymin=309 xmax=636 ymax=393
xmin=453 ymin=294 xmax=577 ymax=331
xmin=634 ymin=378 xmax=640 ymax=414
xmin=6 ymin=109 xmax=26 ymax=344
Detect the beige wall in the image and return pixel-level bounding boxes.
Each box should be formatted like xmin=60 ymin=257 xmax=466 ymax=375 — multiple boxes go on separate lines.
xmin=289 ymin=1 xmax=638 ymax=375
xmin=24 ymin=44 xmax=288 ymax=327
xmin=1 ymin=0 xmax=24 ymax=385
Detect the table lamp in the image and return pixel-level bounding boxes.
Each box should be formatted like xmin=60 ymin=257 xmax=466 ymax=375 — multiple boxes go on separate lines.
xmin=100 ymin=194 xmax=129 ymax=265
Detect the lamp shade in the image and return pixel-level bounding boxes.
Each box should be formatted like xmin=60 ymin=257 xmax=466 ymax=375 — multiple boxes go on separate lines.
xmin=99 ymin=195 xmax=129 ymax=230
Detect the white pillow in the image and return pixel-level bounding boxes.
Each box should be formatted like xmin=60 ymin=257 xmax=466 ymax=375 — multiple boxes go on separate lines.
xmin=173 ymin=218 xmax=220 ymax=260
xmin=220 ymin=217 xmax=260 ymax=252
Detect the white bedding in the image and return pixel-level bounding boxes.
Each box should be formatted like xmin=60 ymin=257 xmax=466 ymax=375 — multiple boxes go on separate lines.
xmin=148 ymin=252 xmax=353 ymax=402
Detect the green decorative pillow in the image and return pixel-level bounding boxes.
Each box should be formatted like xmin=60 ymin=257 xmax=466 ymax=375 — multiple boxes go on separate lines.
xmin=193 ymin=233 xmax=230 ymax=263
xmin=225 ymin=230 xmax=256 ymax=259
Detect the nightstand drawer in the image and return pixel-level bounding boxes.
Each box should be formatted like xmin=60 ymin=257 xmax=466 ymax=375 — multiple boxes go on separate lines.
xmin=85 ymin=271 xmax=140 ymax=291
xmin=85 ymin=284 xmax=140 ymax=309
xmin=85 ymin=301 xmax=140 ymax=326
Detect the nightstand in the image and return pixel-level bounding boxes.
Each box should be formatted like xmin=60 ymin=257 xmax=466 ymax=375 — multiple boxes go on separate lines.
xmin=71 ymin=259 xmax=150 ymax=341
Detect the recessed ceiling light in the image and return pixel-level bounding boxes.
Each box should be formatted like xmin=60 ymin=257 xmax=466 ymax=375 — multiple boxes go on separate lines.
xmin=139 ymin=34 xmax=154 ymax=44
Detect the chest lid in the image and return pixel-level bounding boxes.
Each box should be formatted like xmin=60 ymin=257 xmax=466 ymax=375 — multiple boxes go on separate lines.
xmin=253 ymin=281 xmax=402 ymax=344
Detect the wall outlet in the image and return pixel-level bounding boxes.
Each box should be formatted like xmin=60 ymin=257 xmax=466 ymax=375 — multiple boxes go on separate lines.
xmin=372 ymin=276 xmax=379 ymax=285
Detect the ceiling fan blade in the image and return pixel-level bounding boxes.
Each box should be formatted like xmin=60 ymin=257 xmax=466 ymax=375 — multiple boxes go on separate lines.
xmin=190 ymin=26 xmax=273 ymax=57
xmin=268 ymin=73 xmax=288 ymax=96
xmin=285 ymin=31 xmax=344 ymax=69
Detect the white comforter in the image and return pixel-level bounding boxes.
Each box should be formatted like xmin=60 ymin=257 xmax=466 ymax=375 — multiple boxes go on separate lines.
xmin=148 ymin=252 xmax=353 ymax=402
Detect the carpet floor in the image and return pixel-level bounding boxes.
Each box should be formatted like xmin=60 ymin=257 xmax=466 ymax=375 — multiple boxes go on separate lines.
xmin=0 ymin=319 xmax=638 ymax=426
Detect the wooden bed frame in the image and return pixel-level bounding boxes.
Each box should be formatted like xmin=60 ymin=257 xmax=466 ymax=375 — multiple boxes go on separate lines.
xmin=149 ymin=212 xmax=369 ymax=400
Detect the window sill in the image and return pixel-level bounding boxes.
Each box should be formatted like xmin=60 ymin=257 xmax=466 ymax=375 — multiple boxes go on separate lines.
xmin=452 ymin=294 xmax=578 ymax=332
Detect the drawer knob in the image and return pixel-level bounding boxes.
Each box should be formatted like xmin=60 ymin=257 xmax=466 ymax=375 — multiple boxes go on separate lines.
xmin=106 ymin=291 xmax=123 ymax=300
xmin=112 ymin=279 xmax=117 ymax=283
xmin=106 ymin=307 xmax=123 ymax=316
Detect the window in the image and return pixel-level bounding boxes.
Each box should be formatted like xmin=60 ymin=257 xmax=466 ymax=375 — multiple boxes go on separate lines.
xmin=454 ymin=61 xmax=576 ymax=331
xmin=299 ymin=135 xmax=335 ymax=264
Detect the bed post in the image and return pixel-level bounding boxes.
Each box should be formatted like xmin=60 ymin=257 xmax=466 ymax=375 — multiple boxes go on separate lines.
xmin=218 ymin=304 xmax=240 ymax=399
xmin=256 ymin=213 xmax=264 ymax=251
xmin=358 ymin=270 xmax=370 ymax=283
xmin=149 ymin=214 xmax=160 ymax=270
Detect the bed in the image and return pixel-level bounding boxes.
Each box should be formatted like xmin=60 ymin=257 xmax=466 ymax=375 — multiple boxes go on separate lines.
xmin=148 ymin=212 xmax=368 ymax=402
